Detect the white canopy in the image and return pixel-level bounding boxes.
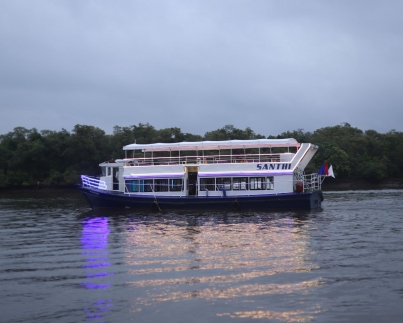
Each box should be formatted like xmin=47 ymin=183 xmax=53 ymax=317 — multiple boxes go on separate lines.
xmin=123 ymin=139 xmax=299 ymax=152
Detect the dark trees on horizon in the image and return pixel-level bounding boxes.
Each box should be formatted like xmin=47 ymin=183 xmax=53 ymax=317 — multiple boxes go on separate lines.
xmin=0 ymin=122 xmax=401 ymax=188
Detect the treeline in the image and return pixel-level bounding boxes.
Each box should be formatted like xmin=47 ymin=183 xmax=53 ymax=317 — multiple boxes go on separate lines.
xmin=0 ymin=122 xmax=402 ymax=188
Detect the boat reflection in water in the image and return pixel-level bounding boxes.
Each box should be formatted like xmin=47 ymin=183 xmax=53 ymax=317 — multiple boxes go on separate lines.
xmin=123 ymin=212 xmax=323 ymax=321
xmin=81 ymin=217 xmax=113 ymax=321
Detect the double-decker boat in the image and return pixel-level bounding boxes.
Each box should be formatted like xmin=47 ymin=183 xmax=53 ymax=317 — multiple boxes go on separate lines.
xmin=78 ymin=139 xmax=326 ymax=210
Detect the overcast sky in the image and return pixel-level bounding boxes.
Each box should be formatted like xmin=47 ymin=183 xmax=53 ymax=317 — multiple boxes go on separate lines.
xmin=1 ymin=0 xmax=402 ymax=138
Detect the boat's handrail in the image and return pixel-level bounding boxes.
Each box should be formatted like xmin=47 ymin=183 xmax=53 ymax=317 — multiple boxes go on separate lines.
xmin=302 ymin=173 xmax=325 ymax=192
xmin=81 ymin=175 xmax=107 ymax=190
xmin=123 ymin=153 xmax=285 ymax=166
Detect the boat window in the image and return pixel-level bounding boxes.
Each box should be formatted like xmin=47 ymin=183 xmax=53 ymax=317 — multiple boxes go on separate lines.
xmin=169 ymin=179 xmax=183 ymax=192
xmin=250 ymin=177 xmax=267 ymax=190
xmin=217 ymin=178 xmax=231 ymax=190
xmin=126 ymin=180 xmax=139 ymax=192
xmin=200 ymin=178 xmax=215 ymax=191
xmin=155 ymin=179 xmax=168 ymax=192
xmin=107 ymin=167 xmax=111 ymax=176
xmin=141 ymin=179 xmax=153 ymax=192
xmin=233 ymin=177 xmax=248 ymax=190
xmin=267 ymin=176 xmax=274 ymax=190
xmin=101 ymin=167 xmax=106 ymax=176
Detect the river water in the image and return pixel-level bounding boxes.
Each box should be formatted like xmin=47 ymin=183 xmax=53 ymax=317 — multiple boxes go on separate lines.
xmin=0 ymin=189 xmax=402 ymax=323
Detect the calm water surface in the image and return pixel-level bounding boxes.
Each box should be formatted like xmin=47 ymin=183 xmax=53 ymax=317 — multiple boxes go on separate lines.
xmin=0 ymin=189 xmax=402 ymax=323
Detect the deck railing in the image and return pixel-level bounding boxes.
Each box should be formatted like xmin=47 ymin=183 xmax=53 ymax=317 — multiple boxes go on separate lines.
xmin=81 ymin=175 xmax=107 ymax=190
xmin=302 ymin=173 xmax=325 ymax=192
xmin=123 ymin=153 xmax=284 ymax=166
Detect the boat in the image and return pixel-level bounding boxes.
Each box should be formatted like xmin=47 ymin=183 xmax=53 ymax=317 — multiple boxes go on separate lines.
xmin=78 ymin=138 xmax=326 ymax=210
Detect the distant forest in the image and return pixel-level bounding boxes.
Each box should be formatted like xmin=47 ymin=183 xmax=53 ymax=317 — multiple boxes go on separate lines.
xmin=1 ymin=122 xmax=402 ymax=188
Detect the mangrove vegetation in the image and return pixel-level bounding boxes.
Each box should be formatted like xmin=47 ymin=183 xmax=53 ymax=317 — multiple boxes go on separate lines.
xmin=0 ymin=122 xmax=402 ymax=188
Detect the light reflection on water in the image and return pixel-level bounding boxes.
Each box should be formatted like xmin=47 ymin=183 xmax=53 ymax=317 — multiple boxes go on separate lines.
xmin=120 ymin=214 xmax=323 ymax=321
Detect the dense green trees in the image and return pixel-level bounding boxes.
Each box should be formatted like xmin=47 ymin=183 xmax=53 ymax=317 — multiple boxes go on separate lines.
xmin=0 ymin=122 xmax=402 ymax=188
xmin=204 ymin=125 xmax=264 ymax=141
xmin=281 ymin=123 xmax=403 ymax=181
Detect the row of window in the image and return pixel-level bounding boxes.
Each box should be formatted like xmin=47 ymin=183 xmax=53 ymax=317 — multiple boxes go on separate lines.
xmin=126 ymin=179 xmax=183 ymax=192
xmin=125 ymin=176 xmax=274 ymax=193
xmin=200 ymin=177 xmax=274 ymax=191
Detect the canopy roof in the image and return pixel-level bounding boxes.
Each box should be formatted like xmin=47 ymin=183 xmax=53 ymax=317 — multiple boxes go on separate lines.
xmin=123 ymin=139 xmax=299 ymax=152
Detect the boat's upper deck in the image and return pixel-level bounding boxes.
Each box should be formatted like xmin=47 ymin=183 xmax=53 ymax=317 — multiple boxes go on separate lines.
xmin=123 ymin=138 xmax=299 ymax=152
xmin=120 ymin=139 xmax=300 ymax=167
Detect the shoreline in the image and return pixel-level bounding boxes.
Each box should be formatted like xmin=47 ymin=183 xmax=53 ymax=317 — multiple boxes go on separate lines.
xmin=322 ymin=178 xmax=403 ymax=191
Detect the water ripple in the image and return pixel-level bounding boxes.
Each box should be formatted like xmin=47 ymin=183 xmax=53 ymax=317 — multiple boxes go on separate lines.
xmin=1 ymin=189 xmax=403 ymax=322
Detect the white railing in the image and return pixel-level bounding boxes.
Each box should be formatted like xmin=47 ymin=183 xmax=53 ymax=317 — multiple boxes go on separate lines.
xmin=81 ymin=175 xmax=107 ymax=190
xmin=123 ymin=153 xmax=283 ymax=166
xmin=302 ymin=173 xmax=325 ymax=192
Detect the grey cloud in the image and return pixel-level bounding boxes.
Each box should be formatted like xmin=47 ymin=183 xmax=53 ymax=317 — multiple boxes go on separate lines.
xmin=1 ymin=0 xmax=402 ymax=137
